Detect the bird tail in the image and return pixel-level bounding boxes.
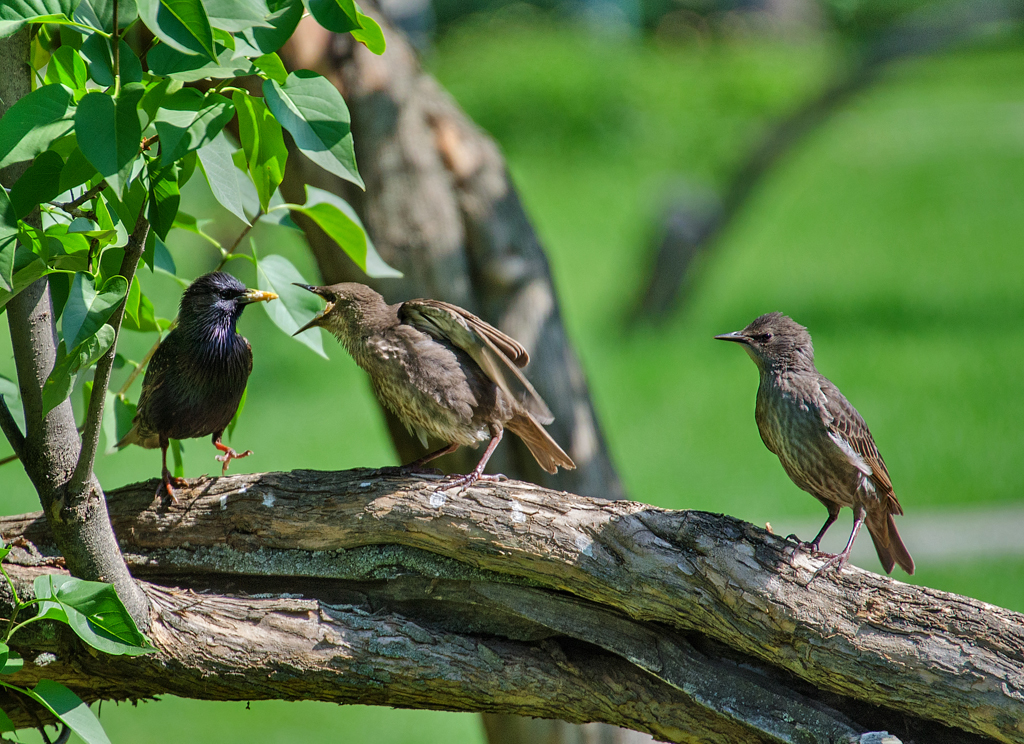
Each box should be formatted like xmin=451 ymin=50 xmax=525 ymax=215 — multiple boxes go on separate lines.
xmin=506 ymin=413 xmax=575 ymax=475
xmin=116 ymin=424 xmax=159 ymax=450
xmin=867 ymin=511 xmax=915 ymax=576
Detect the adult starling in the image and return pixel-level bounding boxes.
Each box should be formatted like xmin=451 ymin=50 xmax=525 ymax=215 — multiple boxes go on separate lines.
xmin=294 ymin=283 xmax=575 ymax=489
xmin=118 ymin=271 xmax=277 ymax=498
xmin=715 ymin=312 xmax=914 ymax=579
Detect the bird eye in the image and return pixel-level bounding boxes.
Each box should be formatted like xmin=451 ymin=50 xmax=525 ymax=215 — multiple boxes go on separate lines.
xmin=763 ymin=332 xmax=773 ymax=341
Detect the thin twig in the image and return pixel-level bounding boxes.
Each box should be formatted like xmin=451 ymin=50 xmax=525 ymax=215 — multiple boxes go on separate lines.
xmin=112 ymin=0 xmax=120 ymax=96
xmin=70 ymin=216 xmax=151 ymax=493
xmin=217 ymin=208 xmax=263 ymax=268
xmin=52 ymin=182 xmax=104 ymax=215
xmin=0 ymin=453 xmax=17 ymax=467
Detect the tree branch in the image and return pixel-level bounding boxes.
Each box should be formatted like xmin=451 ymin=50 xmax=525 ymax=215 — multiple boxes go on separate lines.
xmin=0 ymin=472 xmax=1018 ymax=743
xmin=0 ymin=395 xmax=25 ymax=460
xmin=70 ymin=216 xmax=150 ymax=493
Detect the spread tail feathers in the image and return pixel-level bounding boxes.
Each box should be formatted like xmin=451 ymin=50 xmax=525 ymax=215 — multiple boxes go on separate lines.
xmin=868 ymin=512 xmax=915 ymax=575
xmin=507 ymin=414 xmax=575 ymax=475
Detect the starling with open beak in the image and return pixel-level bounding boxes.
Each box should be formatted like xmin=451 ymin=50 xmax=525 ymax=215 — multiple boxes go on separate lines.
xmin=294 ymin=283 xmax=575 ymax=489
xmin=118 ymin=271 xmax=277 ymax=499
xmin=716 ymin=312 xmax=914 ymax=580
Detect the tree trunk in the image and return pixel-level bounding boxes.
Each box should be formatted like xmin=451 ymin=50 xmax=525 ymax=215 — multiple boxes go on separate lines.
xmin=0 ymin=471 xmax=1018 ymax=744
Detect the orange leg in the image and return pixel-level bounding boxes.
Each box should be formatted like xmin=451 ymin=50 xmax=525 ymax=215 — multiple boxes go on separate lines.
xmin=213 ymin=433 xmax=252 ymax=476
xmin=160 ymin=440 xmax=187 ymax=502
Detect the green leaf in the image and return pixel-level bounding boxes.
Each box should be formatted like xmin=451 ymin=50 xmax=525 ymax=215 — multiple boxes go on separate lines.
xmin=0 ymin=84 xmax=74 ymax=169
xmin=290 ymin=185 xmax=401 ymax=278
xmin=0 ymin=248 xmax=48 ymax=312
xmin=197 ymin=132 xmax=256 ymax=225
xmin=75 ymin=84 xmax=145 ymax=194
xmin=41 ymin=324 xmax=115 ymax=415
xmin=124 ymin=274 xmax=141 ymax=327
xmin=142 ymin=231 xmax=177 ymax=275
xmin=9 ymin=149 xmax=64 ymax=219
xmin=0 ymin=706 xmax=14 ymax=732
xmin=0 ymin=0 xmax=76 ymax=38
xmin=154 ymin=89 xmax=234 ymax=166
xmin=254 ymin=251 xmax=327 ymax=357
xmin=59 ymin=146 xmax=100 ymax=193
xmin=62 ymin=272 xmax=128 ymax=351
xmin=236 ymin=0 xmax=301 ymax=56
xmin=350 ymin=7 xmax=384 ymax=55
xmin=305 ymin=0 xmax=359 ymax=33
xmin=137 ymin=0 xmax=217 ymax=62
xmin=34 ymin=575 xmax=156 ymax=656
xmin=23 ymin=680 xmax=111 ymax=744
xmin=80 ymin=33 xmax=144 ymax=87
xmin=262 ymin=70 xmax=362 ymax=188
xmin=114 ymin=393 xmax=137 ymax=442
xmin=145 ymin=39 xmax=255 ymax=81
xmin=0 ymin=374 xmax=24 ymax=435
xmin=232 ymin=90 xmax=287 ymax=212
xmin=139 ymin=77 xmax=182 ymax=127
xmin=77 ymin=0 xmax=140 ymax=32
xmin=148 ymin=163 xmax=181 ymax=240
xmin=43 ymin=44 xmax=89 ymax=92
xmin=0 ymin=652 xmax=24 ymax=675
xmin=204 ymin=0 xmax=271 ymax=32
xmin=0 ymin=187 xmax=18 ymax=292
xmin=121 ymin=285 xmax=157 ymax=331
xmin=253 ymin=52 xmax=287 ymax=84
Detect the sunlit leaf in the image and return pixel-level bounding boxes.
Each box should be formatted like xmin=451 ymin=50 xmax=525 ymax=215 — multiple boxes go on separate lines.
xmin=263 ymin=70 xmax=361 ymax=188
xmin=197 ymin=131 xmax=256 ymax=225
xmin=0 ymin=84 xmax=74 ymax=169
xmin=41 ymin=324 xmax=115 ymax=415
xmin=34 ymin=574 xmax=156 ymax=656
xmin=23 ymin=680 xmax=111 ymax=744
xmin=0 ymin=188 xmax=17 ymax=292
xmin=62 ymin=272 xmax=128 ymax=351
xmin=170 ymin=437 xmax=183 ymax=477
xmin=350 ymin=6 xmax=384 ymax=54
xmin=203 ymin=0 xmax=271 ymax=32
xmin=254 ymin=250 xmax=327 ymax=357
xmin=253 ymin=52 xmax=286 ymax=84
xmin=235 ymin=0 xmax=301 ymax=56
xmin=146 ymin=40 xmax=255 ymax=82
xmin=137 ymin=0 xmax=217 ymax=62
xmin=43 ymin=44 xmax=88 ymax=92
xmin=232 ymin=90 xmax=287 ymax=212
xmin=305 ymin=0 xmax=359 ymax=33
xmin=289 ymin=185 xmax=401 ymax=278
xmin=0 ymin=0 xmax=76 ymax=38
xmin=75 ymin=84 xmax=145 ymax=194
xmin=0 ymin=248 xmax=48 ymax=312
xmin=77 ymin=0 xmax=140 ymax=32
xmin=154 ymin=88 xmax=234 ymax=166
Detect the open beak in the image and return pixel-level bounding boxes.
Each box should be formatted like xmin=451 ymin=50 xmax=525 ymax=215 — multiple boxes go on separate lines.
xmin=293 ymin=283 xmax=334 ymax=336
xmin=239 ymin=289 xmax=277 ymax=305
xmin=714 ymin=330 xmax=750 ymax=345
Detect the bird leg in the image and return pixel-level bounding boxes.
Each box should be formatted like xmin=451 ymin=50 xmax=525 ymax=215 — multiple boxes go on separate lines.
xmin=787 ymin=507 xmax=840 ymax=553
xmin=437 ymin=429 xmax=507 ymax=493
xmin=808 ymin=505 xmax=866 ymax=584
xmin=159 ymin=440 xmax=186 ymax=502
xmin=213 ymin=433 xmax=252 ymax=476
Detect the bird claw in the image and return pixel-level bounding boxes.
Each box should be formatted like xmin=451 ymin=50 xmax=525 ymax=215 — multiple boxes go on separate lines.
xmin=159 ymin=474 xmax=187 ymax=503
xmin=786 ymin=534 xmax=826 ymax=555
xmin=807 ymin=552 xmax=850 ymax=585
xmin=215 ymin=448 xmax=252 ymax=475
xmin=433 ymin=471 xmax=506 ymax=494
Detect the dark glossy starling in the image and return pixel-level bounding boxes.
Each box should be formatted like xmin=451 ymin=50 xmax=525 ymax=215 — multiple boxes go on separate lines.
xmin=716 ymin=312 xmax=914 ymax=580
xmin=294 ymin=282 xmax=575 ymax=489
xmin=118 ymin=271 xmax=277 ymax=498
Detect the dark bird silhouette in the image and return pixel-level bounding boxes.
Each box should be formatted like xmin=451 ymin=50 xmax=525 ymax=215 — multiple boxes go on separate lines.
xmin=294 ymin=282 xmax=575 ymax=489
xmin=118 ymin=271 xmax=277 ymax=498
xmin=716 ymin=312 xmax=914 ymax=580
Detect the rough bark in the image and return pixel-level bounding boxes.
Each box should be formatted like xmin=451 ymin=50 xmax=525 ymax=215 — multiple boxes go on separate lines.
xmin=0 ymin=471 xmax=1019 ymax=743
xmin=0 ymin=30 xmax=149 ymax=624
xmin=278 ymin=10 xmax=622 ymax=501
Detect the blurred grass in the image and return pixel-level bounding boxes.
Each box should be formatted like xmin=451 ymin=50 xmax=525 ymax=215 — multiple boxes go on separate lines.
xmin=3 ymin=19 xmax=1024 ymax=743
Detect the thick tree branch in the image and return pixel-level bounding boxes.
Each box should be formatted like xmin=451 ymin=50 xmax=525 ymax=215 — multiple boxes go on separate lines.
xmin=0 ymin=472 xmax=1018 ymax=743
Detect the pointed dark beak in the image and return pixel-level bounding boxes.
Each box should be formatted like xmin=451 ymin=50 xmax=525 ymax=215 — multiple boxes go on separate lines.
xmin=293 ymin=284 xmax=333 ymax=336
xmin=239 ymin=289 xmax=277 ymax=305
xmin=714 ymin=330 xmax=750 ymax=345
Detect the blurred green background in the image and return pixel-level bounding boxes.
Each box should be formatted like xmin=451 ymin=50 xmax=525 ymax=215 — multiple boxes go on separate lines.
xmin=3 ymin=2 xmax=1024 ymax=741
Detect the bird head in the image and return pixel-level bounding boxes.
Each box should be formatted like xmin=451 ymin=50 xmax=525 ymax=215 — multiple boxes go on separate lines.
xmin=715 ymin=312 xmax=814 ymax=372
xmin=179 ymin=272 xmax=277 ymax=336
xmin=292 ymin=282 xmax=388 ymax=339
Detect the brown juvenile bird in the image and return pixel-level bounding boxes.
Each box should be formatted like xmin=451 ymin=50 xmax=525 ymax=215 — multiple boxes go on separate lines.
xmin=716 ymin=312 xmax=914 ymax=580
xmin=294 ymin=283 xmax=575 ymax=489
xmin=118 ymin=271 xmax=277 ymax=498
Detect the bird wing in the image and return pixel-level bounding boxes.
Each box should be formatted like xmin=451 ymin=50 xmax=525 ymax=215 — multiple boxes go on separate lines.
xmin=817 ymin=377 xmax=902 ymax=514
xmin=399 ymin=299 xmax=553 ymax=424
xmin=117 ymin=335 xmax=174 ymax=449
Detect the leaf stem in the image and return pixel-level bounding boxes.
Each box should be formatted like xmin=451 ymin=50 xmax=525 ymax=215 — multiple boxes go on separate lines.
xmin=112 ymin=0 xmax=120 ymax=97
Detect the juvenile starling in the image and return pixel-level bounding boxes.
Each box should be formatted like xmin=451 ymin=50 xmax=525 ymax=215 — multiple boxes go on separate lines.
xmin=118 ymin=271 xmax=277 ymax=498
xmin=294 ymin=283 xmax=575 ymax=489
xmin=716 ymin=312 xmax=914 ymax=579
